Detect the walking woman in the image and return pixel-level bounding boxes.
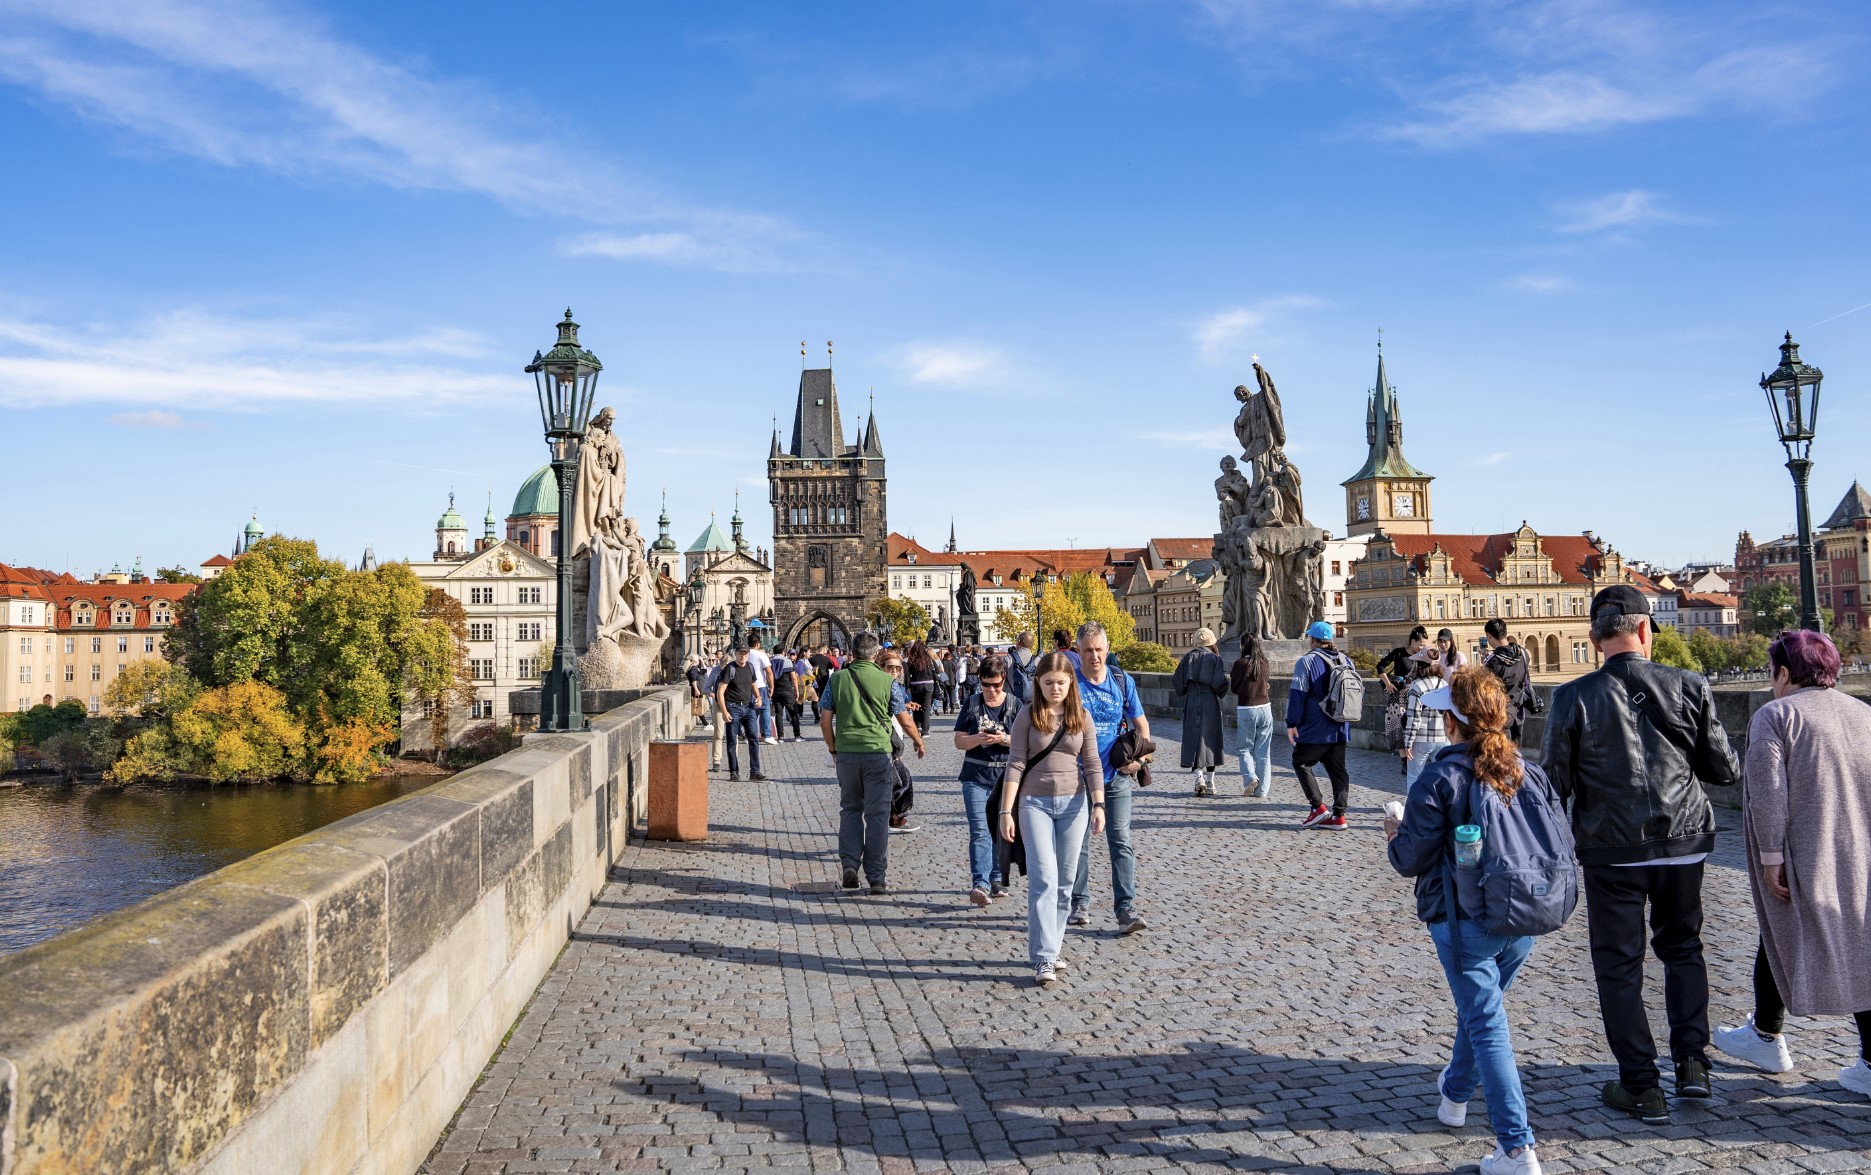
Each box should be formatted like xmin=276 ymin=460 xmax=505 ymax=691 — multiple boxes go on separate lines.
xmin=1386 ymin=668 xmax=1552 ymax=1175
xmin=1172 ymin=627 xmax=1230 ymax=796
xmin=877 ymin=649 xmax=926 ymax=832
xmin=1232 ymin=633 xmax=1273 ymax=798
xmin=998 ymin=652 xmax=1105 ymax=988
xmin=771 ymin=650 xmax=803 ymax=741
xmin=1401 ymin=648 xmax=1451 ymax=786
xmin=954 ymin=656 xmax=1018 ymax=905
xmin=904 ymin=641 xmax=940 ymax=737
xmin=1713 ymin=630 xmax=1871 ymax=1098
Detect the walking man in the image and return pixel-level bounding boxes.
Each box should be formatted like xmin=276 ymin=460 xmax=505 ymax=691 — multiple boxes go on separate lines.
xmin=712 ymin=645 xmax=767 ymax=782
xmin=746 ymin=634 xmax=778 ymax=744
xmin=1543 ymin=585 xmax=1739 ymax=1123
xmin=1008 ymin=631 xmax=1036 ymax=702
xmin=1482 ymin=618 xmax=1538 ymax=744
xmin=820 ymin=632 xmax=923 ymax=894
xmin=1068 ymin=622 xmax=1150 ymax=935
xmin=1287 ymin=620 xmax=1352 ymax=830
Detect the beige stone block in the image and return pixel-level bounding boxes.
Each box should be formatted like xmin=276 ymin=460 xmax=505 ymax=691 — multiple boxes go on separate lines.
xmin=362 ymin=983 xmax=408 ymax=1143
xmin=196 ymin=1013 xmax=368 ymax=1175
xmin=530 ymin=757 xmax=572 ymax=849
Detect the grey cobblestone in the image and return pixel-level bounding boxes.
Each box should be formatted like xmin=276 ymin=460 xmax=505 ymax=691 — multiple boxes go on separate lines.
xmin=424 ymin=716 xmax=1871 ymax=1172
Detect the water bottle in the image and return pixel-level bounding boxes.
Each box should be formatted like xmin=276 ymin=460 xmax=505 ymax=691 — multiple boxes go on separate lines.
xmin=1383 ymin=801 xmax=1405 ymax=822
xmin=1454 ymin=824 xmax=1483 ymax=869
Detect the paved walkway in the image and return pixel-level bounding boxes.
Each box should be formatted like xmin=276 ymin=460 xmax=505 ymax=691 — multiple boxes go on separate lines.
xmin=424 ymin=713 xmax=1871 ymax=1174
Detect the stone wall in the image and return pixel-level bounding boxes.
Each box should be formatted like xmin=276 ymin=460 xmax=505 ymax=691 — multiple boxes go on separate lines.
xmin=0 ymin=686 xmax=689 ymax=1175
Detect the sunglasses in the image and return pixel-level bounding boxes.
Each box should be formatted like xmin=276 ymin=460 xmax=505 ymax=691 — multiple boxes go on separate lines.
xmin=979 ymin=679 xmax=1005 ymax=687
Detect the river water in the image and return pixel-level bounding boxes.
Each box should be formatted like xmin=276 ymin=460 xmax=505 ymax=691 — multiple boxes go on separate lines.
xmin=0 ymin=774 xmax=441 ymax=957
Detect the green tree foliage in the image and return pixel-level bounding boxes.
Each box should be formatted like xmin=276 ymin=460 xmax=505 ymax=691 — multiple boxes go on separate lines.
xmin=1650 ymin=626 xmax=1701 ymax=671
xmin=1743 ymin=583 xmax=1798 ymax=637
xmin=15 ymin=699 xmax=87 ymax=746
xmin=42 ymin=723 xmax=122 ymax=781
xmin=104 ymin=660 xmax=199 ymax=721
xmin=111 ymin=681 xmax=309 ymax=784
xmin=1685 ymin=629 xmax=1729 ymax=673
xmin=992 ymin=572 xmax=1135 ymax=650
xmin=865 ymin=596 xmax=932 ymax=646
xmin=1348 ymin=647 xmax=1379 ymax=675
xmin=1681 ymin=628 xmax=1771 ymax=674
xmin=155 ymin=566 xmax=203 ymax=584
xmin=410 ymin=589 xmax=477 ymax=762
xmin=1115 ymin=641 xmax=1177 ymax=673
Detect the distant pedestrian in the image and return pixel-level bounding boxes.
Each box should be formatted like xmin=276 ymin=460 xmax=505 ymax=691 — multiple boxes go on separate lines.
xmin=1231 ymin=634 xmax=1273 ymax=798
xmin=904 ymin=641 xmax=939 ymax=737
xmin=746 ymin=634 xmax=778 ymax=744
xmin=808 ymin=644 xmax=833 ymax=720
xmin=1712 ymin=630 xmax=1871 ymax=1099
xmin=1401 ymin=649 xmax=1450 ymax=786
xmin=1482 ymin=619 xmax=1538 ymax=743
xmin=876 ymin=650 xmax=926 ymax=833
xmin=819 ymin=633 xmax=922 ymax=894
xmin=772 ymin=649 xmax=803 ymax=741
xmin=999 ymin=651 xmax=1105 ymax=988
xmin=954 ymin=655 xmax=1018 ymax=904
xmin=1386 ymin=667 xmax=1561 ymax=1175
xmin=938 ymin=649 xmax=957 ymax=713
xmin=1543 ymin=585 xmax=1739 ymax=1123
xmin=712 ymin=645 xmax=767 ymax=782
xmin=1378 ymin=625 xmax=1431 ymax=764
xmin=1436 ymin=627 xmax=1468 ymax=681
xmin=1051 ymin=628 xmax=1082 ymax=671
xmin=1068 ymin=622 xmax=1150 ymax=935
xmin=685 ymin=656 xmax=709 ymax=726
xmin=1287 ymin=620 xmax=1354 ymax=831
xmin=1008 ymin=631 xmax=1036 ymax=702
xmin=1172 ymin=627 xmax=1229 ymax=796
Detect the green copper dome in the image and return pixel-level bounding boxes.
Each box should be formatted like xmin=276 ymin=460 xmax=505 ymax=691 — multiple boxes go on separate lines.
xmin=243 ymin=514 xmax=264 ymax=538
xmin=511 ymin=465 xmax=559 ymax=518
xmin=437 ymin=492 xmax=466 ymax=531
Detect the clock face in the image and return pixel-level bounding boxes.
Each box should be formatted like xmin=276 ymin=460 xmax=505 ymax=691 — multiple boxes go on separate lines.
xmin=1356 ymin=496 xmax=1371 ymax=520
xmin=1393 ymin=493 xmax=1415 ymax=517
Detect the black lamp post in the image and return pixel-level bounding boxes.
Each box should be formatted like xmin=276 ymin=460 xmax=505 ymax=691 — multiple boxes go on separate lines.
xmin=709 ymin=610 xmax=728 ymax=655
xmin=527 ymin=309 xmax=603 ymax=731
xmin=686 ymin=572 xmax=706 ymax=658
xmin=1760 ymin=332 xmax=1826 ymax=633
xmin=1033 ymin=570 xmax=1051 ymax=651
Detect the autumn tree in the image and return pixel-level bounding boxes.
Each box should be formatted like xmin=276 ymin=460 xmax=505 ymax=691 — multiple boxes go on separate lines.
xmin=991 ymin=571 xmax=1135 ymax=650
xmin=1115 ymin=641 xmax=1177 ymax=673
xmin=155 ymin=566 xmax=203 ymax=584
xmin=410 ymin=588 xmax=477 ymax=761
xmin=865 ymin=596 xmax=932 ymax=646
xmin=1650 ymin=626 xmax=1701 ymax=671
xmin=110 ymin=681 xmax=309 ymax=784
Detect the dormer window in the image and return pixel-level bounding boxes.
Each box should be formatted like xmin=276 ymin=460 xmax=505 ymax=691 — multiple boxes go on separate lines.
xmin=112 ymin=603 xmax=135 ymax=627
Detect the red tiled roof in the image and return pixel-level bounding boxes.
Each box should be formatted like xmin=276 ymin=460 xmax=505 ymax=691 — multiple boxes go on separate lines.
xmin=1147 ymin=538 xmax=1214 ymax=563
xmin=201 ymin=554 xmax=234 ymax=567
xmin=888 ymin=533 xmax=1138 ymax=585
xmin=1678 ymin=591 xmax=1738 ymax=609
xmin=1628 ymin=570 xmax=1664 ymax=595
xmin=1384 ymin=533 xmax=1610 ymax=586
xmin=52 ymin=582 xmax=197 ymax=629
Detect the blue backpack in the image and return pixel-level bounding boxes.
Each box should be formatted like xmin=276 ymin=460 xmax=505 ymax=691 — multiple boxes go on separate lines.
xmin=1439 ymin=750 xmax=1579 ymax=938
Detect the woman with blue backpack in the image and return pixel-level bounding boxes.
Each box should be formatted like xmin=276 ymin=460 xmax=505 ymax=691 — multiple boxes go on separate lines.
xmin=1384 ymin=666 xmax=1578 ymax=1175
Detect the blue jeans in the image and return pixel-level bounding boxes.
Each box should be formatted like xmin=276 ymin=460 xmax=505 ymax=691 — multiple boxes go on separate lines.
xmin=1236 ymin=704 xmax=1273 ymax=795
xmin=961 ymin=775 xmax=1004 ymax=891
xmin=1405 ymin=743 xmax=1448 ymax=787
xmin=1072 ymin=775 xmax=1135 ymax=918
xmin=724 ymin=703 xmax=761 ymax=776
xmin=756 ymin=697 xmax=774 ymax=739
xmin=837 ymin=752 xmax=894 ymax=883
xmin=1021 ymin=792 xmax=1088 ymax=967
xmin=1429 ymin=918 xmax=1536 ymax=1152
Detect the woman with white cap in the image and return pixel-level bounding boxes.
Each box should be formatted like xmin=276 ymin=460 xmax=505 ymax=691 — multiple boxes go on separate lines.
xmin=1401 ymin=647 xmax=1450 ymax=786
xmin=1172 ymin=626 xmax=1230 ymax=796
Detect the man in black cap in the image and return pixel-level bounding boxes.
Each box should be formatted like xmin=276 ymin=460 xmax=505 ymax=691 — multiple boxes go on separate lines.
xmin=1543 ymin=584 xmax=1739 ymax=1124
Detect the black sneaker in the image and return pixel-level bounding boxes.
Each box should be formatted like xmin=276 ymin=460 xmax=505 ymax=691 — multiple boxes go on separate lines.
xmin=749 ymin=772 xmax=769 ymax=781
xmin=1602 ymin=1081 xmax=1669 ymax=1124
xmin=869 ymin=881 xmax=888 ymax=895
xmin=841 ymin=868 xmax=859 ymax=890
xmin=1675 ymin=1057 xmax=1712 ymax=1099
xmin=727 ymin=772 xmax=741 ymax=782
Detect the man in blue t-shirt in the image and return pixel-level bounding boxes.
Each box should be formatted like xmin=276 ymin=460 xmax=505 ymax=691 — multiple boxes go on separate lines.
xmin=1287 ymin=620 xmax=1353 ymax=831
xmin=1069 ymin=622 xmax=1151 ymax=935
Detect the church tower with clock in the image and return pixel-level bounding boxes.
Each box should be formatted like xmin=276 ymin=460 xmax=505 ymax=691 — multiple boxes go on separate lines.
xmin=1342 ymin=346 xmax=1433 ymax=536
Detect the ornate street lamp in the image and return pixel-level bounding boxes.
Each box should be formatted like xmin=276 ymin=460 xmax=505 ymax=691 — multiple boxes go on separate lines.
xmin=709 ymin=609 xmax=728 ymax=655
xmin=1033 ymin=570 xmax=1051 ymax=652
xmin=1761 ymin=332 xmax=1825 ymax=632
xmin=527 ymin=309 xmax=603 ymax=731
xmin=686 ymin=572 xmax=706 ymax=658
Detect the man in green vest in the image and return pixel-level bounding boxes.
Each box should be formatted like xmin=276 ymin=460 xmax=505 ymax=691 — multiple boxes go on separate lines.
xmin=820 ymin=631 xmax=922 ymax=894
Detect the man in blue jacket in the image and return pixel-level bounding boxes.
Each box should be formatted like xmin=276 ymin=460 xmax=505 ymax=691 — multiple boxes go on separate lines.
xmin=1287 ymin=620 xmax=1352 ymax=830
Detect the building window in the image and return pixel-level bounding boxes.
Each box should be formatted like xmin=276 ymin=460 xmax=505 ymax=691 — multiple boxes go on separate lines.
xmin=144 ymin=637 xmax=156 ymax=653
xmin=469 ymin=698 xmax=494 ymax=719
xmin=469 ymin=622 xmax=493 ymax=641
xmin=1436 ymin=599 xmax=1445 ymax=619
xmin=113 ymin=604 xmax=134 ymax=626
xmin=923 ymin=575 xmax=932 ymax=589
xmin=470 ymin=659 xmax=494 ymax=681
xmin=892 ymin=575 xmax=901 ymax=589
xmin=153 ymin=605 xmax=170 ymax=625
xmin=90 ymin=665 xmax=101 ymax=681
xmin=117 ymin=637 xmax=130 ymax=653
xmin=518 ymin=622 xmax=542 ymax=641
xmin=91 ymin=637 xmax=102 ymax=653
xmin=17 ymin=637 xmax=29 ymax=654
xmin=1331 ymin=561 xmax=1341 ymax=577
xmin=88 ymin=695 xmax=100 ymax=714
xmin=469 ymin=587 xmax=494 ymax=605
xmin=1845 ymin=589 xmax=1858 ymax=608
xmin=63 ymin=665 xmax=74 ymax=682
xmin=1334 ymin=592 xmax=1344 ymax=607
xmin=18 ymin=666 xmax=30 ymax=683
xmin=63 ymin=637 xmax=74 ymax=654
xmin=519 ymin=586 xmax=542 ymax=605
xmin=518 ymin=657 xmax=539 ymax=679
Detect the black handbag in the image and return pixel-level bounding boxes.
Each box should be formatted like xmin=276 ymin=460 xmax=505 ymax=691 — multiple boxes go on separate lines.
xmin=994 ymin=721 xmax=1070 ymax=878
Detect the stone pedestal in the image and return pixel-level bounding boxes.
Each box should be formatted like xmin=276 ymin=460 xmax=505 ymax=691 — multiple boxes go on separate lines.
xmin=647 ymin=740 xmax=708 ymax=841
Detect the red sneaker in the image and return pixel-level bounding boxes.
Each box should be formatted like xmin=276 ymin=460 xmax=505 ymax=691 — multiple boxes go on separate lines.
xmin=1314 ymin=813 xmax=1349 ymax=831
xmin=1299 ymin=804 xmax=1330 ymax=828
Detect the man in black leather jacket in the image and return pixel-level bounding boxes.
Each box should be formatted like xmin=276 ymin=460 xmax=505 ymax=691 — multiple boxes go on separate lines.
xmin=1543 ymin=586 xmax=1739 ymax=1124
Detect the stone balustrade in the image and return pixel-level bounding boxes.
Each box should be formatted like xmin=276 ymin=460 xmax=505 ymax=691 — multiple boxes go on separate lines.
xmin=0 ymin=685 xmax=689 ymax=1175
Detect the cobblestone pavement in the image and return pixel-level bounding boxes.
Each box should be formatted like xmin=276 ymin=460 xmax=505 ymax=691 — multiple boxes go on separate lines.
xmin=425 ymin=712 xmax=1871 ymax=1174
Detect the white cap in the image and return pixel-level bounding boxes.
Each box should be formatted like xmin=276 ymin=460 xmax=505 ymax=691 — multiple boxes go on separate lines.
xmin=1419 ymin=685 xmax=1470 ymax=725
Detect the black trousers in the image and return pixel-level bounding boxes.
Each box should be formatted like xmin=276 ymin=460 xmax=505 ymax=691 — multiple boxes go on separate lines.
xmin=1290 ymin=742 xmax=1349 ymax=814
xmin=1583 ymin=862 xmax=1710 ymax=1090
xmin=776 ymin=699 xmax=802 ymax=739
xmin=1754 ymin=939 xmax=1871 ymax=1060
xmin=909 ymin=683 xmax=936 ymax=735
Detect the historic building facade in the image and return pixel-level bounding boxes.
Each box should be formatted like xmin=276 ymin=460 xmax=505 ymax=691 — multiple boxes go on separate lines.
xmin=1819 ymin=482 xmax=1871 ymax=640
xmin=1339 ymin=352 xmax=1631 ymax=679
xmin=1154 ymin=560 xmax=1224 ymax=654
xmin=768 ymin=361 xmax=888 ymax=650
xmin=2 ymin=563 xmax=196 ymax=714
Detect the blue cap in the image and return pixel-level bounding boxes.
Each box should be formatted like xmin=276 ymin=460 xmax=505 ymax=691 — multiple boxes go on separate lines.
xmin=1306 ymin=620 xmax=1335 ymax=641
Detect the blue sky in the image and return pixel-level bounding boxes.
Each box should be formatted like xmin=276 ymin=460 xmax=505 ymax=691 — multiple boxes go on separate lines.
xmin=1 ymin=0 xmax=1867 ymax=576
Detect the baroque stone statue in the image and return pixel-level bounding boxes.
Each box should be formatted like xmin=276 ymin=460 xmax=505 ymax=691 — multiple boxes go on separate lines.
xmin=956 ymin=565 xmax=980 ymax=645
xmin=566 ymin=406 xmax=662 ymax=689
xmin=1212 ymin=360 xmax=1330 ymax=643
xmin=569 ymin=407 xmax=623 ymax=559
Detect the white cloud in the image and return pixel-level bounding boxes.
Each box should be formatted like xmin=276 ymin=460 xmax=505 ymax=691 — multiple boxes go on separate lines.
xmin=0 ymin=0 xmax=804 ymax=271
xmin=1191 ymin=295 xmax=1325 ymax=363
xmin=1472 ymin=451 xmax=1510 ymax=466
xmin=895 ymin=342 xmax=1009 ymax=389
xmin=109 ymin=409 xmax=189 ymax=429
xmin=1555 ymin=189 xmax=1692 ymax=234
xmin=1504 ymin=273 xmax=1577 ymax=294
xmin=0 ymin=308 xmax=510 ymax=409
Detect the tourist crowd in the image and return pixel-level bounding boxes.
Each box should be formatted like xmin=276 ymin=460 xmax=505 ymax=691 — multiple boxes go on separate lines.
xmin=722 ymin=588 xmax=1870 ymax=1175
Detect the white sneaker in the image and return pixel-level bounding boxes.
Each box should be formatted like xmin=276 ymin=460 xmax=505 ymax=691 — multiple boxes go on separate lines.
xmin=1713 ymin=1016 xmax=1795 ymax=1073
xmin=1436 ymin=1065 xmax=1467 ymax=1127
xmin=1841 ymin=1058 xmax=1871 ymax=1098
xmin=1478 ymin=1145 xmax=1541 ymax=1175
xmin=1035 ymin=965 xmax=1057 ymax=988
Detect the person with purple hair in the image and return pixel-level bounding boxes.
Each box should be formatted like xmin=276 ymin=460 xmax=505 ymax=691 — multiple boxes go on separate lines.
xmin=1713 ymin=629 xmax=1871 ymax=1099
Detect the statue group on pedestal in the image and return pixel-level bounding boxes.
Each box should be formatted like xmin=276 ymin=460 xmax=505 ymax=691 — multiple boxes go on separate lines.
xmin=1213 ymin=361 xmax=1328 ymax=642
xmin=569 ymin=408 xmax=669 ymax=688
